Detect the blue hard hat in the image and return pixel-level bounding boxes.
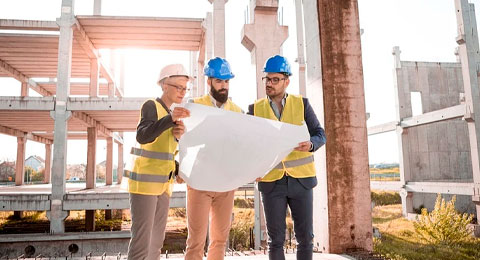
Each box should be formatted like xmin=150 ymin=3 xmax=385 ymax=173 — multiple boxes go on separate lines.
xmin=263 ymin=55 xmax=292 ymax=76
xmin=204 ymin=57 xmax=235 ymax=80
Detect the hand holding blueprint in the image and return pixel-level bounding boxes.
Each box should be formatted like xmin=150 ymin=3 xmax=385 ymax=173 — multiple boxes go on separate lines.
xmin=178 ymin=103 xmax=310 ymax=192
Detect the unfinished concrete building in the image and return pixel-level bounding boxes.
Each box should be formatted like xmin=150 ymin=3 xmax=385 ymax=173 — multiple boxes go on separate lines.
xmin=0 ymin=0 xmax=375 ymax=257
xmin=369 ymin=0 xmax=480 ymax=223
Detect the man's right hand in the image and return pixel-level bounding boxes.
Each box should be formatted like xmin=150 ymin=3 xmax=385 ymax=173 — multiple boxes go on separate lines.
xmin=171 ymin=107 xmax=190 ymax=122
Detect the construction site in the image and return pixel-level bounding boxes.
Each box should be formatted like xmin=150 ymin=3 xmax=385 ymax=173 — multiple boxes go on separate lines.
xmin=0 ymin=0 xmax=479 ymax=259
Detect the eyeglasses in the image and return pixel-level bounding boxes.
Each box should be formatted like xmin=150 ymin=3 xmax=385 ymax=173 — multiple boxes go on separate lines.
xmin=166 ymin=83 xmax=190 ymax=93
xmin=262 ymin=76 xmax=287 ymax=85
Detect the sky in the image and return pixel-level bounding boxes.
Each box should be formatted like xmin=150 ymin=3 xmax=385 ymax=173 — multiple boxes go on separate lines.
xmin=0 ymin=0 xmax=477 ymax=165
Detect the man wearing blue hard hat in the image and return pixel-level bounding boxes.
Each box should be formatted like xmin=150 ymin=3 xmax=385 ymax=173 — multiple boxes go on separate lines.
xmin=184 ymin=57 xmax=242 ymax=260
xmin=248 ymin=55 xmax=326 ymax=260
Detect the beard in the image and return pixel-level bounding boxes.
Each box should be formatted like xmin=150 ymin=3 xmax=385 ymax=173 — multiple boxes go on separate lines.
xmin=210 ymin=87 xmax=229 ymax=104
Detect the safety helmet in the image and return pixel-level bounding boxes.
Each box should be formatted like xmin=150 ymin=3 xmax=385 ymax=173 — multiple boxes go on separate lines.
xmin=157 ymin=64 xmax=192 ymax=85
xmin=263 ymin=55 xmax=292 ymax=76
xmin=203 ymin=57 xmax=235 ymax=80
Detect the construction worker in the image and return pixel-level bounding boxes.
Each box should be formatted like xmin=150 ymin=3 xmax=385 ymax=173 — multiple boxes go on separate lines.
xmin=248 ymin=55 xmax=326 ymax=260
xmin=127 ymin=64 xmax=191 ymax=260
xmin=183 ymin=57 xmax=243 ymax=260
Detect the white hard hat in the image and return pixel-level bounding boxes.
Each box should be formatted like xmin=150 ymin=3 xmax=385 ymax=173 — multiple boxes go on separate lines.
xmin=158 ymin=64 xmax=192 ymax=85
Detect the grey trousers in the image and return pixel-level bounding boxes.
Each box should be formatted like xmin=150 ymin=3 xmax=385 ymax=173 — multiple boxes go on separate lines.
xmin=127 ymin=192 xmax=170 ymax=260
xmin=261 ymin=175 xmax=314 ymax=260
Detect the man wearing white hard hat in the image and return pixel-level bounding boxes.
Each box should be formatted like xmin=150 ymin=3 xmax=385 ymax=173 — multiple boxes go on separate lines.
xmin=127 ymin=64 xmax=191 ymax=260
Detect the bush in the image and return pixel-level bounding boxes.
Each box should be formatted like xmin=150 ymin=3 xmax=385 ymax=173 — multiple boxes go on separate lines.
xmin=234 ymin=198 xmax=254 ymax=208
xmin=229 ymin=209 xmax=254 ymax=250
xmin=413 ymin=194 xmax=473 ymax=246
xmin=371 ymin=191 xmax=401 ymax=206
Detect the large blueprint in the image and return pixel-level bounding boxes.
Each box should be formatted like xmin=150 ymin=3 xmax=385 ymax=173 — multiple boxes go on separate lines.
xmin=178 ymin=103 xmax=310 ymax=192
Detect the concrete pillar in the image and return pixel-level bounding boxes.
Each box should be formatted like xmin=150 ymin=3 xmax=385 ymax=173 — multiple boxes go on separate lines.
xmin=317 ymin=0 xmax=372 ymax=253
xmin=93 ymin=0 xmax=101 ymax=15
xmin=253 ymin=184 xmax=266 ymax=249
xmin=15 ymin=136 xmax=26 ymax=186
xmin=86 ymin=127 xmax=97 ymax=231
xmin=108 ymin=83 xmax=115 ymax=97
xmin=454 ymin=0 xmax=480 ymax=219
xmin=21 ymin=82 xmax=29 ymax=97
xmin=106 ymin=137 xmax=113 ymax=185
xmin=44 ymin=144 xmax=52 ymax=184
xmin=47 ymin=0 xmax=75 ymax=234
xmin=197 ymin=59 xmax=205 ymax=97
xmin=294 ymin=0 xmax=306 ymax=96
xmin=190 ymin=51 xmax=198 ymax=97
xmin=208 ymin=0 xmax=227 ymax=58
xmin=86 ymin=127 xmax=97 ymax=189
xmin=205 ymin=12 xmax=213 ymax=62
xmin=117 ymin=136 xmax=123 ymax=184
xmin=241 ymin=0 xmax=288 ymax=98
xmin=392 ymin=47 xmax=413 ymax=217
xmin=89 ymin=58 xmax=99 ymax=97
xmin=302 ymin=0 xmax=329 ymax=252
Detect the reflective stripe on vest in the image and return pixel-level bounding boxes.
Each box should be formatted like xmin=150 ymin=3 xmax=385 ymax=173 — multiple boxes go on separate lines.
xmin=130 ymin=147 xmax=174 ymax=160
xmin=273 ymin=155 xmax=314 ymax=169
xmin=129 ymin=171 xmax=170 ymax=183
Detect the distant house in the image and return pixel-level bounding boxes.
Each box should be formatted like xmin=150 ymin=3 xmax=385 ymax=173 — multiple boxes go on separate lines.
xmin=0 ymin=161 xmax=15 ymax=182
xmin=25 ymin=155 xmax=45 ymax=171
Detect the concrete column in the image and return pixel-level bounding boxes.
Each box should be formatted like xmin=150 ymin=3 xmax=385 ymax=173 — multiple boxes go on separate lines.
xmin=21 ymin=82 xmax=29 ymax=97
xmin=44 ymin=144 xmax=52 ymax=184
xmin=197 ymin=60 xmax=205 ymax=96
xmin=93 ymin=0 xmax=101 ymax=15
xmin=89 ymin=58 xmax=99 ymax=97
xmin=106 ymin=137 xmax=113 ymax=185
xmin=117 ymin=135 xmax=123 ymax=184
xmin=241 ymin=0 xmax=288 ymax=98
xmin=302 ymin=0 xmax=329 ymax=252
xmin=317 ymin=0 xmax=372 ymax=253
xmin=47 ymin=0 xmax=75 ymax=234
xmin=205 ymin=12 xmax=213 ymax=62
xmin=108 ymin=83 xmax=115 ymax=97
xmin=15 ymin=136 xmax=26 ymax=186
xmin=208 ymin=0 xmax=227 ymax=58
xmin=392 ymin=47 xmax=413 ymax=217
xmin=294 ymin=0 xmax=306 ymax=96
xmin=189 ymin=51 xmax=198 ymax=97
xmin=86 ymin=127 xmax=97 ymax=231
xmin=455 ymin=0 xmax=480 ymax=218
xmin=86 ymin=127 xmax=97 ymax=189
xmin=253 ymin=184 xmax=266 ymax=249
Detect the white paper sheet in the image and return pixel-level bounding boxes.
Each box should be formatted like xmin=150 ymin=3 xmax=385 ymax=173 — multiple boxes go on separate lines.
xmin=178 ymin=103 xmax=310 ymax=192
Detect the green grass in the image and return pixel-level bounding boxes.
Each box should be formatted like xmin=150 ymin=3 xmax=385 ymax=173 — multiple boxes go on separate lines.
xmin=373 ymin=204 xmax=480 ymax=260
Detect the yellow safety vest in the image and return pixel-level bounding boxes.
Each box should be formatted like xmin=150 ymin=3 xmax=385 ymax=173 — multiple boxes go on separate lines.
xmin=254 ymin=94 xmax=316 ymax=182
xmin=128 ymin=99 xmax=177 ymax=196
xmin=193 ymin=94 xmax=243 ymax=113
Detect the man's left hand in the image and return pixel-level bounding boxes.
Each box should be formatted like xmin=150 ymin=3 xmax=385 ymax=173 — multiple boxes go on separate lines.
xmin=173 ymin=121 xmax=186 ymax=139
xmin=294 ymin=141 xmax=312 ymax=152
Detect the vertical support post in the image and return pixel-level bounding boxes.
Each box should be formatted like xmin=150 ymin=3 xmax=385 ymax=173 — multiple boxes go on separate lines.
xmin=317 ymin=0 xmax=372 ymax=253
xmin=190 ymin=51 xmax=198 ymax=97
xmin=86 ymin=127 xmax=97 ymax=189
xmin=21 ymin=82 xmax=29 ymax=97
xmin=205 ymin=12 xmax=213 ymax=62
xmin=106 ymin=137 xmax=113 ymax=185
xmin=392 ymin=46 xmax=413 ymax=217
xmin=294 ymin=0 xmax=307 ymax=96
xmin=44 ymin=144 xmax=52 ymax=184
xmin=302 ymin=0 xmax=329 ymax=252
xmin=93 ymin=0 xmax=101 ymax=15
xmin=86 ymin=127 xmax=97 ymax=231
xmin=89 ymin=58 xmax=99 ymax=97
xmin=454 ymin=0 xmax=480 ymax=219
xmin=15 ymin=136 xmax=26 ymax=186
xmin=208 ymin=0 xmax=227 ymax=58
xmin=117 ymin=135 xmax=124 ymax=184
xmin=48 ymin=0 xmax=75 ymax=234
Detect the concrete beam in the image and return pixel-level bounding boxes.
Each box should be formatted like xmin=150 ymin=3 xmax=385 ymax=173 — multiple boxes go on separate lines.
xmin=0 ymin=59 xmax=53 ymax=96
xmin=89 ymin=58 xmax=99 ymax=97
xmin=367 ymin=121 xmax=398 ymax=135
xmin=400 ymin=104 xmax=466 ymax=128
xmin=0 ymin=125 xmax=53 ymax=144
xmin=67 ymin=97 xmax=145 ymax=110
xmin=20 ymin=82 xmax=29 ymax=97
xmin=71 ymin=111 xmax=112 ymax=137
xmin=0 ymin=19 xmax=58 ymax=31
xmin=0 ymin=195 xmax=50 ymax=211
xmin=15 ymin=136 xmax=26 ymax=186
xmin=405 ymin=181 xmax=475 ymax=195
xmin=0 ymin=97 xmax=55 ymax=110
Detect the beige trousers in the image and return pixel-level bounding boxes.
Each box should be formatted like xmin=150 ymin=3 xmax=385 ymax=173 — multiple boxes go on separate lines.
xmin=127 ymin=192 xmax=170 ymax=260
xmin=184 ymin=186 xmax=235 ymax=260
